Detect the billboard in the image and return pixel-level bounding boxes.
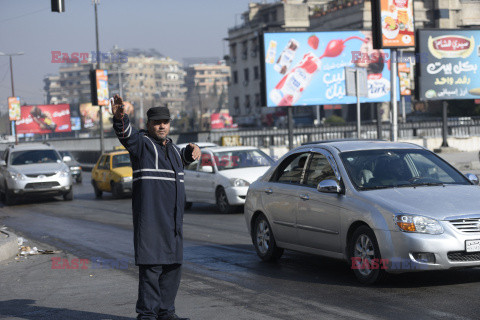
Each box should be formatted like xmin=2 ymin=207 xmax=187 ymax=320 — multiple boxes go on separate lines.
xmin=16 ymin=104 xmax=72 ymax=134
xmin=371 ymin=0 xmax=415 ymax=49
xmin=417 ymin=29 xmax=480 ymax=100
xmin=71 ymin=117 xmax=81 ymax=131
xmin=210 ymin=111 xmax=236 ymax=130
xmin=8 ymin=97 xmax=20 ymax=121
xmin=263 ymin=31 xmax=397 ymax=107
xmin=90 ymin=69 xmax=109 ymax=106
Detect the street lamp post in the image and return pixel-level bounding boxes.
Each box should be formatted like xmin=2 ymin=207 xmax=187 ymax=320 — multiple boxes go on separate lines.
xmin=93 ymin=0 xmax=104 ymax=154
xmin=0 ymin=51 xmax=24 ymax=144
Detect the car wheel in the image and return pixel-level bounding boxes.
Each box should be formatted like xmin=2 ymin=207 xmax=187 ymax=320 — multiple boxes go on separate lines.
xmin=76 ymin=176 xmax=82 ymax=183
xmin=253 ymin=214 xmax=284 ymax=261
xmin=111 ymin=182 xmax=122 ymax=199
xmin=349 ymin=225 xmax=386 ymax=284
xmin=4 ymin=186 xmax=16 ymax=206
xmin=185 ymin=201 xmax=192 ymax=210
xmin=216 ymin=187 xmax=233 ymax=214
xmin=63 ymin=187 xmax=73 ymax=201
xmin=92 ymin=180 xmax=102 ymax=198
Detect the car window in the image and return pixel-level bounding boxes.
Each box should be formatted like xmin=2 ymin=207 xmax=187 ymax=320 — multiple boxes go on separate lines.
xmin=97 ymin=156 xmax=106 ymax=169
xmin=101 ymin=156 xmax=111 ymax=170
xmin=340 ymin=149 xmax=470 ymax=190
xmin=10 ymin=150 xmax=61 ymax=165
xmin=186 ymin=160 xmax=198 ymax=171
xmin=213 ymin=149 xmax=274 ymax=171
xmin=199 ymin=153 xmax=214 ymax=171
xmin=303 ymin=153 xmax=337 ymax=188
xmin=271 ymin=152 xmax=309 ymax=184
xmin=112 ymin=154 xmax=131 ymax=169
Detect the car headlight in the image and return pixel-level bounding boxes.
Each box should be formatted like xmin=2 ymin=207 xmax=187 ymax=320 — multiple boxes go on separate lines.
xmin=394 ymin=214 xmax=444 ymax=235
xmin=70 ymin=166 xmax=82 ymax=171
xmin=8 ymin=171 xmax=25 ymax=180
xmin=58 ymin=169 xmax=70 ymax=177
xmin=121 ymin=176 xmax=132 ymax=183
xmin=230 ymin=178 xmax=250 ymax=187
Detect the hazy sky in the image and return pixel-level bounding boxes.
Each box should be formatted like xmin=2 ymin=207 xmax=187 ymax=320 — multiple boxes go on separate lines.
xmin=0 ymin=0 xmax=257 ymax=109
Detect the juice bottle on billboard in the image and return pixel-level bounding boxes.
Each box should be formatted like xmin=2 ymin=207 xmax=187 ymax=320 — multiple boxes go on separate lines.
xmin=273 ymin=39 xmax=300 ymax=74
xmin=265 ymin=40 xmax=277 ymax=64
xmin=270 ymin=52 xmax=322 ymax=106
xmin=30 ymin=106 xmax=57 ymax=132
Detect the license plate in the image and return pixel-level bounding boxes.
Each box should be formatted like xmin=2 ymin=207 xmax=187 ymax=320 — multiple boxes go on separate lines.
xmin=466 ymin=240 xmax=480 ymax=252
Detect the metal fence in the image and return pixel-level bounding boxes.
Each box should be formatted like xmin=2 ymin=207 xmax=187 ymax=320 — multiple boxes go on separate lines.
xmin=207 ymin=118 xmax=480 ymax=148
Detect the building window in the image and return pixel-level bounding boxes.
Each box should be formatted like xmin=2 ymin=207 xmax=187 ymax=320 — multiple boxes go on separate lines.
xmin=263 ymin=13 xmax=269 ymax=23
xmin=244 ymin=68 xmax=249 ymax=83
xmin=234 ymin=97 xmax=240 ymax=115
xmin=271 ymin=10 xmax=277 ymax=22
xmin=254 ymin=66 xmax=259 ymax=80
xmin=251 ymin=38 xmax=258 ymax=57
xmin=233 ymin=71 xmax=238 ymax=84
xmin=255 ymin=93 xmax=261 ymax=107
xmin=245 ymin=95 xmax=251 ymax=111
xmin=242 ymin=40 xmax=248 ymax=60
xmin=230 ymin=44 xmax=237 ymax=63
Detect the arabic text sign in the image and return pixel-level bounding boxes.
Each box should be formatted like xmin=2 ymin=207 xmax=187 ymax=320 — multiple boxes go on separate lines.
xmin=417 ymin=30 xmax=480 ymax=100
xmin=17 ymin=104 xmax=72 ymax=134
xmin=263 ymin=31 xmax=397 ymax=107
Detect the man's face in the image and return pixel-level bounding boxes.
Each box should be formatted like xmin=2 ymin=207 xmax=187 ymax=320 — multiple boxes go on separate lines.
xmin=147 ymin=119 xmax=170 ymax=141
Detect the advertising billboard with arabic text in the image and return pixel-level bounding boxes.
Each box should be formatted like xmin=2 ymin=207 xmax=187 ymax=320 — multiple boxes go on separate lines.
xmin=16 ymin=104 xmax=72 ymax=134
xmin=417 ymin=29 xmax=480 ymax=101
xmin=263 ymin=31 xmax=398 ymax=107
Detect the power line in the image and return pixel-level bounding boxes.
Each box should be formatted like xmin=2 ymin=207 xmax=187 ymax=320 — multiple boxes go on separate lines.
xmin=0 ymin=7 xmax=50 ymax=24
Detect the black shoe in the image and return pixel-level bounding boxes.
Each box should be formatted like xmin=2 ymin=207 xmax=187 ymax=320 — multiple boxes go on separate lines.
xmin=166 ymin=315 xmax=190 ymax=320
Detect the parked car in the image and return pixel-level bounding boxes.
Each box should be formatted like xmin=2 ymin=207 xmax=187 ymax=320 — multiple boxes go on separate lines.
xmin=244 ymin=139 xmax=480 ymax=284
xmin=0 ymin=143 xmax=73 ymax=205
xmin=184 ymin=146 xmax=275 ymax=213
xmin=59 ymin=151 xmax=82 ymax=183
xmin=91 ymin=149 xmax=132 ymax=198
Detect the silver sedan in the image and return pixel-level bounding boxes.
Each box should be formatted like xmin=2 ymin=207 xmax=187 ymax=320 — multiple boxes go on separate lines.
xmin=244 ymin=140 xmax=480 ymax=284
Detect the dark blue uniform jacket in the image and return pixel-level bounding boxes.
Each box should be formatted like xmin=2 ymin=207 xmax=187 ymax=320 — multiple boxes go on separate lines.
xmin=113 ymin=114 xmax=194 ymax=265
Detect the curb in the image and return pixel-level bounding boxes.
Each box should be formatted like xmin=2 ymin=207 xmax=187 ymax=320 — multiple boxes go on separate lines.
xmin=0 ymin=230 xmax=19 ymax=262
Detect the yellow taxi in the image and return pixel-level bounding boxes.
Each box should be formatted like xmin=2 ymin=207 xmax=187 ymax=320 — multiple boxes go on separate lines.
xmin=91 ymin=147 xmax=132 ymax=198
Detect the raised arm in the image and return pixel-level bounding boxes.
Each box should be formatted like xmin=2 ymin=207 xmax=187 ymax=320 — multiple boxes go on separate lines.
xmin=112 ymin=95 xmax=144 ymax=157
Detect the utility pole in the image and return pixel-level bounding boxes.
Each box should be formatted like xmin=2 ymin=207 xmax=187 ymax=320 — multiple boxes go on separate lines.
xmin=93 ymin=0 xmax=104 ymax=153
xmin=0 ymin=52 xmax=24 ymax=144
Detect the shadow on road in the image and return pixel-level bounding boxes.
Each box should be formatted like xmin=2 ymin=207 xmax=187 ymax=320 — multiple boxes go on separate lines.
xmin=0 ymin=299 xmax=133 ymax=320
xmin=185 ymin=242 xmax=480 ymax=289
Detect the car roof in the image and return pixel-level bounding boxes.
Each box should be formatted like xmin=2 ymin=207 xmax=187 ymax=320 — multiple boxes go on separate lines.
xmin=301 ymin=139 xmax=424 ymax=153
xmin=203 ymin=146 xmax=259 ymax=152
xmin=102 ymin=150 xmax=129 ymax=156
xmin=176 ymin=142 xmax=218 ymax=149
xmin=7 ymin=143 xmax=57 ymax=151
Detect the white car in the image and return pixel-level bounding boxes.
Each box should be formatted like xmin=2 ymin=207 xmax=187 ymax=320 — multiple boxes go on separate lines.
xmin=184 ymin=146 xmax=275 ymax=213
xmin=0 ymin=143 xmax=73 ymax=205
xmin=176 ymin=142 xmax=218 ymax=150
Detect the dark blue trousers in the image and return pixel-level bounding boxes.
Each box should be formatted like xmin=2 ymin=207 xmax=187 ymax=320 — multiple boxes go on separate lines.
xmin=136 ymin=264 xmax=182 ymax=320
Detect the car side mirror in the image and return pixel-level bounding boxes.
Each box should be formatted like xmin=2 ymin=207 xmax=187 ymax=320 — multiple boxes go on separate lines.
xmin=200 ymin=166 xmax=214 ymax=173
xmin=317 ymin=179 xmax=342 ymax=193
xmin=466 ymin=173 xmax=479 ymax=185
xmin=63 ymin=156 xmax=72 ymax=162
xmin=0 ymin=160 xmax=6 ymax=166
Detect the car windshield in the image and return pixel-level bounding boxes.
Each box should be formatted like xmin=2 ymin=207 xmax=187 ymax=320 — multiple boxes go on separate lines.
xmin=340 ymin=149 xmax=470 ymax=190
xmin=112 ymin=153 xmax=131 ymax=169
xmin=10 ymin=150 xmax=61 ymax=165
xmin=213 ymin=149 xmax=274 ymax=171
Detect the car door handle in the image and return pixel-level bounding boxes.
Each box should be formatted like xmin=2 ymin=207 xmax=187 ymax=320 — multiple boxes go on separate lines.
xmin=299 ymin=194 xmax=309 ymax=200
xmin=264 ymin=188 xmax=273 ymax=194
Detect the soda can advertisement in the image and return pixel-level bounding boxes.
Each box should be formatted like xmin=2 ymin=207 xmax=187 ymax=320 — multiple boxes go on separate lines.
xmin=263 ymin=31 xmax=398 ymax=107
xmin=8 ymin=96 xmax=21 ymax=121
xmin=16 ymin=104 xmax=72 ymax=134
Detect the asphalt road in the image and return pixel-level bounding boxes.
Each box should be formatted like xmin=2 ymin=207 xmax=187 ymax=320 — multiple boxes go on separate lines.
xmin=0 ymin=171 xmax=480 ymax=320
